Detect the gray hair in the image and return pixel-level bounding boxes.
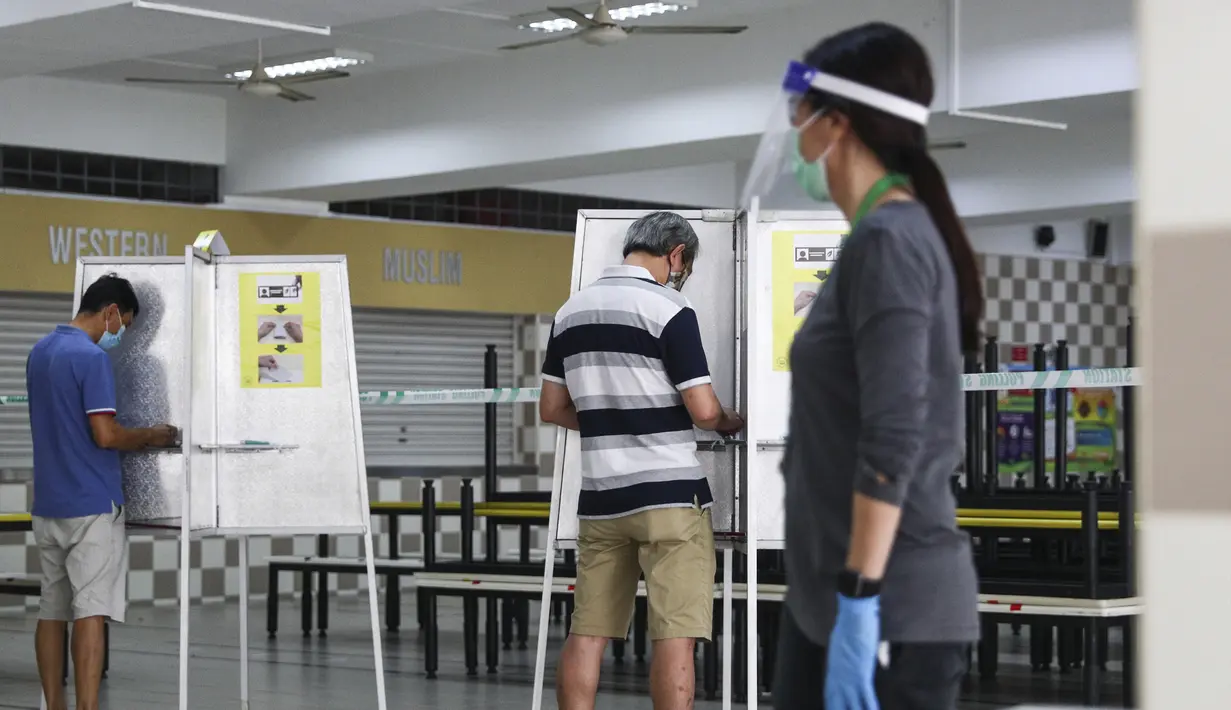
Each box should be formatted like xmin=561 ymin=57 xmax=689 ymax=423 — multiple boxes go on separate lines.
xmin=622 ymin=211 xmax=699 ymax=263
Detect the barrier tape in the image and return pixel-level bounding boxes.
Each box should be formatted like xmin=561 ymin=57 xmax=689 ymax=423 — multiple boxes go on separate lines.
xmin=357 ymin=387 xmax=541 ymax=405
xmin=0 ymin=368 xmax=1140 ymax=406
xmin=960 ymin=367 xmax=1139 ymax=393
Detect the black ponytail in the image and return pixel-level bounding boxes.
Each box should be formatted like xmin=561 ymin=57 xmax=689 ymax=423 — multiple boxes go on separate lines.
xmin=902 ymin=148 xmax=984 ymax=353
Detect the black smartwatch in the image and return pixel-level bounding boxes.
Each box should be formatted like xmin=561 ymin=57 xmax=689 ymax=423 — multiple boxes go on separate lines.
xmin=837 ymin=569 xmax=882 ymax=598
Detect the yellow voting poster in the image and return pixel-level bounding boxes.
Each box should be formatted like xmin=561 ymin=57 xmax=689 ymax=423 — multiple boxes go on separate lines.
xmin=239 ymin=272 xmax=323 ymax=388
xmin=771 ymin=229 xmax=849 ymax=371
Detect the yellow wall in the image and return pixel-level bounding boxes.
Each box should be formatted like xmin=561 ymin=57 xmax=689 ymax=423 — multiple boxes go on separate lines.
xmin=2 ymin=192 xmax=573 ymax=314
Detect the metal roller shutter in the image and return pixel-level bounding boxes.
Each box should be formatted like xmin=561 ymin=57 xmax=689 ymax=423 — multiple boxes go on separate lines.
xmin=353 ymin=308 xmax=515 ymax=466
xmin=0 ymin=292 xmax=74 ymax=469
xmin=0 ymin=292 xmax=516 ymax=469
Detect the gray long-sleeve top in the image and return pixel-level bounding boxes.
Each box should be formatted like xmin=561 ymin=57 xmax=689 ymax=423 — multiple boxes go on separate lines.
xmin=783 ymin=200 xmax=979 ymax=644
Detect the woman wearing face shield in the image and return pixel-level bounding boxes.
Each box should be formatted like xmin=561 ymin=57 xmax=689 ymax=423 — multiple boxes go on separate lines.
xmin=750 ymin=23 xmax=984 ymax=710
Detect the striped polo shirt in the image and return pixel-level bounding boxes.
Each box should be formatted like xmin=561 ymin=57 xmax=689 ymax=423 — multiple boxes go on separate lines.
xmin=542 ymin=264 xmax=713 ymax=519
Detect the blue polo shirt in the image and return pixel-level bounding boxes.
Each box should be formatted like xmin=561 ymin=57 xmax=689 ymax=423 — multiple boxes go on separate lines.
xmin=27 ymin=325 xmax=123 ymax=519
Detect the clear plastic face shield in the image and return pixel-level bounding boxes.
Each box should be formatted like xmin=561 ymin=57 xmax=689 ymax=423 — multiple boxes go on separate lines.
xmin=739 ymin=61 xmax=931 ymax=211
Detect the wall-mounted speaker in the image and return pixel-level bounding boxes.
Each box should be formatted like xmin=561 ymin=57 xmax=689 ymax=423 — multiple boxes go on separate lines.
xmin=1086 ymin=219 xmax=1109 ymax=259
xmin=1034 ymin=225 xmax=1056 ymax=250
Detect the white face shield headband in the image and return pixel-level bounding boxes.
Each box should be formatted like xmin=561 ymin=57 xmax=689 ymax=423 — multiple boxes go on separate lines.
xmin=739 ymin=60 xmax=931 ymax=211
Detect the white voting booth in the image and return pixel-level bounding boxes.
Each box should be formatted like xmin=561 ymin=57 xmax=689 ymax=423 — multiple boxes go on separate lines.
xmin=71 ymin=233 xmax=386 ymax=710
xmin=531 ymin=206 xmax=848 ymax=709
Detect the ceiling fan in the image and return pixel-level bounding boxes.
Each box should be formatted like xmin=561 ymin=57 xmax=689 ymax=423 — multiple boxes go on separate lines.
xmin=501 ymin=1 xmax=748 ymax=51
xmin=124 ymin=40 xmax=347 ymax=102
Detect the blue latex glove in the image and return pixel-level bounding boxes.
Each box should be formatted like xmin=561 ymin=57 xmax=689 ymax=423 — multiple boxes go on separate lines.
xmin=824 ymin=593 xmax=881 ymax=710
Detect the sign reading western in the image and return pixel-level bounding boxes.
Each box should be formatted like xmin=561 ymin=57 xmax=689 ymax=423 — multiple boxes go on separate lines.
xmin=49 ymin=225 xmax=170 ymax=264
xmin=382 ymin=247 xmax=463 ymax=286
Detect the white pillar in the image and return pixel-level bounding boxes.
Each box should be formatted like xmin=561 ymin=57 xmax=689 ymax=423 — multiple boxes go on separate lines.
xmin=1138 ymin=1 xmax=1231 ymax=706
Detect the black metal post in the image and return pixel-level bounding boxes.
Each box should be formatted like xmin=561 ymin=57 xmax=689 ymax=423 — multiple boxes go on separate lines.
xmin=387 ymin=513 xmax=401 ymax=632
xmin=461 ymin=479 xmax=475 ymax=562
xmin=1082 ymin=481 xmax=1101 ymax=705
xmin=983 ymin=337 xmax=1000 ymax=495
xmin=316 ymin=534 xmax=329 ymax=636
xmin=486 ymin=595 xmax=500 ymax=673
xmin=484 ymin=344 xmax=499 ymax=563
xmin=1120 ymin=480 xmax=1136 ymax=707
xmin=423 ymin=480 xmax=438 ymax=679
xmin=1032 ymin=343 xmax=1048 ymax=489
xmin=1055 ymin=340 xmax=1070 ymax=485
xmin=964 ymin=352 xmax=980 ymax=493
xmin=1122 ymin=316 xmax=1135 ymax=483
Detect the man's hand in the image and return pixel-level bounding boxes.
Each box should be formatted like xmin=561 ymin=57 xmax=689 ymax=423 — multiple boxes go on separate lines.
xmin=716 ymin=407 xmax=745 ymax=435
xmin=149 ymin=424 xmax=179 ymax=448
xmin=258 ymin=355 xmax=278 ymax=369
xmin=284 ymin=321 xmax=304 ymax=343
xmin=258 ymin=322 xmax=276 ymax=340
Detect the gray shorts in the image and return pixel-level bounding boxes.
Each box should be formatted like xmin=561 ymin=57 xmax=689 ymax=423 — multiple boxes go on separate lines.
xmin=32 ymin=503 xmax=128 ymax=623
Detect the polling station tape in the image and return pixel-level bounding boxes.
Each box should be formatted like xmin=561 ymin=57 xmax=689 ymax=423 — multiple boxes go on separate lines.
xmin=0 ymin=370 xmax=1141 ymax=406
xmin=960 ymin=367 xmax=1140 ymax=393
xmin=357 ymin=387 xmax=541 ymax=405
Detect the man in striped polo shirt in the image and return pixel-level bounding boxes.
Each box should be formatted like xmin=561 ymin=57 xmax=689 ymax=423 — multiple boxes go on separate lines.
xmin=540 ymin=211 xmax=743 ymax=710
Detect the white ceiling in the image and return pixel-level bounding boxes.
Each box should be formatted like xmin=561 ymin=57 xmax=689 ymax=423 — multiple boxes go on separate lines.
xmin=39 ymin=0 xmax=811 ymax=92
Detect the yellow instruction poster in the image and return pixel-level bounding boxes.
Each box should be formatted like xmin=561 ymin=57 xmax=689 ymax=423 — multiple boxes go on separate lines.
xmin=239 ymin=272 xmax=323 ymax=388
xmin=771 ymin=229 xmax=849 ymax=371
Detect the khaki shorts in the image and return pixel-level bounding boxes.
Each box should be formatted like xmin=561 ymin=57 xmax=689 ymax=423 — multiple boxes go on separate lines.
xmin=32 ymin=503 xmax=128 ymax=623
xmin=572 ymin=505 xmax=715 ymax=641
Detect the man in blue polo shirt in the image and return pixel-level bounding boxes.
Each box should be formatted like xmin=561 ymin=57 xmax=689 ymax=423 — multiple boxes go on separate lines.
xmin=27 ymin=273 xmax=177 ymax=710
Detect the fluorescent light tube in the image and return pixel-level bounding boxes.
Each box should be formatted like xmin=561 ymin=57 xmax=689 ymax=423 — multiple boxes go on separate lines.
xmin=226 ymin=50 xmax=373 ymax=80
xmin=519 ymin=2 xmax=692 ymax=33
xmin=131 ymin=1 xmax=331 ymax=36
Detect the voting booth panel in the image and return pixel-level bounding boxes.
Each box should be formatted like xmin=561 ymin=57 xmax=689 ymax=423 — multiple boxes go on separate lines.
xmin=213 ymin=259 xmax=368 ymax=532
xmin=551 ymin=210 xmax=741 ymax=543
xmin=742 ymin=209 xmax=849 ymax=546
xmin=74 ymin=254 xmax=369 ymax=535
xmin=73 ymin=259 xmax=216 ymax=528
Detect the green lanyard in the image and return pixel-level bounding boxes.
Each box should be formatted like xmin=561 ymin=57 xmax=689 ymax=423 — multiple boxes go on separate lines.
xmin=850 ymin=173 xmax=911 ymax=229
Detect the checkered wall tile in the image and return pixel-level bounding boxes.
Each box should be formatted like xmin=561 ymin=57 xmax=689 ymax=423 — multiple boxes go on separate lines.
xmin=980 ymin=255 xmax=1133 ymax=367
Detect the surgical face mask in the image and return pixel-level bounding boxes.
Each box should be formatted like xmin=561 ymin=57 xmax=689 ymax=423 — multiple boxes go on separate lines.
xmin=99 ymin=310 xmax=125 ymax=351
xmin=790 ymin=127 xmax=834 ymax=203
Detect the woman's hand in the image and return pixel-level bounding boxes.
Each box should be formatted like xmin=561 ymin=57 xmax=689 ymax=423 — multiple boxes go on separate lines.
xmin=824 ymin=593 xmax=880 ymax=709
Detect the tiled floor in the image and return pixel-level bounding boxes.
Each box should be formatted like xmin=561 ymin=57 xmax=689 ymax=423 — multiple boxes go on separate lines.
xmin=0 ymin=594 xmax=1124 ymax=709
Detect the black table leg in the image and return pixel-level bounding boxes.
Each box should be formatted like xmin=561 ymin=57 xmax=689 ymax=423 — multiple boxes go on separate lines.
xmin=612 ymin=639 xmax=626 ymax=664
xmin=386 ymin=514 xmax=401 ymax=633
xmin=103 ymin=621 xmax=110 ymax=677
xmin=464 ymin=595 xmax=479 ymax=676
xmin=633 ymin=597 xmax=647 ymax=663
xmin=733 ymin=601 xmax=747 ymax=703
xmin=486 ymin=596 xmax=499 ymax=673
xmin=62 ymin=626 xmax=69 ymax=685
xmin=978 ymin=617 xmax=999 ymax=679
xmin=564 ymin=598 xmax=574 ymax=636
xmin=1122 ymin=617 xmax=1136 ymax=708
xmin=316 ymin=534 xmax=329 ymax=637
xmin=1082 ymin=618 xmax=1101 ymax=706
xmin=267 ymin=566 xmax=279 ymax=638
xmin=517 ymin=599 xmax=530 ymax=650
xmin=425 ymin=591 xmax=439 ymax=679
xmin=1031 ymin=623 xmax=1053 ymax=671
xmin=417 ymin=585 xmax=427 ymax=629
xmin=301 ymin=571 xmax=313 ymax=637
xmin=703 ymin=638 xmax=718 ymax=700
xmin=502 ymin=597 xmax=515 ymax=650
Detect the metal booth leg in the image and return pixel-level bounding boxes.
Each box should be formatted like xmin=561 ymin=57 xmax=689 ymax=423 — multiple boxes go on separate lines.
xmin=267 ymin=565 xmax=279 ymax=638
xmin=300 ymin=568 xmax=313 ymax=637
xmin=316 ymin=534 xmax=329 ymax=637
